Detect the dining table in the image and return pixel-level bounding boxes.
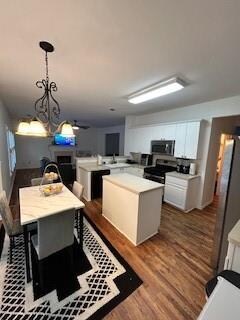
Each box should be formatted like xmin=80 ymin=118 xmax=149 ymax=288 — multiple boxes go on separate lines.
xmin=19 ymin=184 xmax=85 ymax=283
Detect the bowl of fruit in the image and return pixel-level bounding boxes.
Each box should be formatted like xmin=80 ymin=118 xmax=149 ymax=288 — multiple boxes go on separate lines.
xmin=44 ymin=171 xmax=58 ymax=181
xmin=41 ymin=183 xmax=63 ymax=196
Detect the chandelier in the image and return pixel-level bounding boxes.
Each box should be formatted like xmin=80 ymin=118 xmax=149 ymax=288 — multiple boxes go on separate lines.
xmin=16 ymin=41 xmax=74 ymax=137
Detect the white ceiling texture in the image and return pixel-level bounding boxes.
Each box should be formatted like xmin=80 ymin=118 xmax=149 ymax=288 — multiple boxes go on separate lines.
xmin=0 ymin=0 xmax=240 ymax=127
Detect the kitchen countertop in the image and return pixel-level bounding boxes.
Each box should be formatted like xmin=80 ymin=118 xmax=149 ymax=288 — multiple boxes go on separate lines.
xmin=166 ymin=171 xmax=200 ymax=180
xmin=103 ymin=173 xmax=164 ymax=194
xmin=228 ymin=220 xmax=240 ymax=246
xmin=78 ymin=162 xmax=150 ymax=172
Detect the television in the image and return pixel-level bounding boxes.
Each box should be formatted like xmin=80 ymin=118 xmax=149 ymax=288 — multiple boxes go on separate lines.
xmin=54 ymin=134 xmax=76 ymax=146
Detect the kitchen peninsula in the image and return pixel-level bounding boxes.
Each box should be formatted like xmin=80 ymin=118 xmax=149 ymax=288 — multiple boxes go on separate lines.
xmin=76 ymin=157 xmax=147 ymax=201
xmin=102 ymin=173 xmax=164 ymax=246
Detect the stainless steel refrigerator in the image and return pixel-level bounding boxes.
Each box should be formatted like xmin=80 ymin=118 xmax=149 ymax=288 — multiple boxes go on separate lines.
xmin=211 ymin=137 xmax=240 ymax=273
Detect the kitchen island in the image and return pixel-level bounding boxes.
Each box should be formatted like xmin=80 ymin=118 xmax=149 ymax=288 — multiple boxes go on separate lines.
xmin=102 ymin=173 xmax=164 ymax=246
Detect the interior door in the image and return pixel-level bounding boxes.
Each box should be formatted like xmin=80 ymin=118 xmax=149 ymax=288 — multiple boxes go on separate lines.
xmin=105 ymin=133 xmax=120 ymax=156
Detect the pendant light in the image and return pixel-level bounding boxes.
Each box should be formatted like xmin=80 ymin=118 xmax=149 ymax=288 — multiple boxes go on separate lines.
xmin=57 ymin=121 xmax=75 ymax=136
xmin=16 ymin=41 xmax=74 ymax=137
xmin=16 ymin=120 xmax=30 ymax=135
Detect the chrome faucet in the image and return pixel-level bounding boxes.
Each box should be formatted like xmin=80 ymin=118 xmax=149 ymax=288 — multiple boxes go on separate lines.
xmin=112 ymin=153 xmax=117 ymax=164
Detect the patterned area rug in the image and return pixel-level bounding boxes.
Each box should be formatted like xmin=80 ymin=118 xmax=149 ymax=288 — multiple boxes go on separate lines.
xmin=0 ymin=217 xmax=142 ymax=319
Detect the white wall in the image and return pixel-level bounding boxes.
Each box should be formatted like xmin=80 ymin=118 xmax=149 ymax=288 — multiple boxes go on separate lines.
xmin=125 ymin=95 xmax=240 ymax=209
xmin=15 ymin=136 xmax=53 ymax=169
xmin=0 ymin=100 xmax=15 ymax=199
xmin=128 ymin=95 xmax=240 ymax=127
xmin=15 ymin=124 xmax=125 ymax=169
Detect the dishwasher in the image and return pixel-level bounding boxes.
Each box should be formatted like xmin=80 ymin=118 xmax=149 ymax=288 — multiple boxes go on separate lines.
xmin=91 ymin=169 xmax=110 ymax=199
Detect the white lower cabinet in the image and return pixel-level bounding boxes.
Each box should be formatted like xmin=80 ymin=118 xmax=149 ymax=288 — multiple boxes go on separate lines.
xmin=125 ymin=166 xmax=144 ymax=177
xmin=224 ymin=220 xmax=240 ymax=272
xmin=110 ymin=168 xmax=123 ymax=174
xmin=164 ymin=173 xmax=200 ymax=212
xmin=110 ymin=166 xmax=144 ymax=177
xmin=164 ymin=184 xmax=186 ymax=209
xmin=224 ymin=243 xmax=240 ymax=272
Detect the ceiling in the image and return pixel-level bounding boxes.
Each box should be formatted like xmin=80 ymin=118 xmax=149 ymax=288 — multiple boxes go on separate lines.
xmin=0 ymin=0 xmax=240 ymax=127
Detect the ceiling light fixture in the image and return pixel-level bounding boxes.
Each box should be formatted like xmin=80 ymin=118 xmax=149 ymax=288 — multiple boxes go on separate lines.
xmin=72 ymin=120 xmax=90 ymax=130
xmin=72 ymin=120 xmax=80 ymax=130
xmin=128 ymin=77 xmax=186 ymax=104
xmin=16 ymin=41 xmax=74 ymax=137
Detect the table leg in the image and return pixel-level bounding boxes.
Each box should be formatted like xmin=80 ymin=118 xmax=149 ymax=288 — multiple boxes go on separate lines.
xmin=23 ymin=225 xmax=31 ymax=283
xmin=79 ymin=209 xmax=84 ymax=250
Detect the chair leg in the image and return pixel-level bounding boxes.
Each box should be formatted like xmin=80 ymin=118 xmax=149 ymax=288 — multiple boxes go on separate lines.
xmin=12 ymin=237 xmax=15 ymax=248
xmin=9 ymin=237 xmax=13 ymax=264
xmin=79 ymin=209 xmax=84 ymax=250
xmin=77 ymin=210 xmax=80 ymax=240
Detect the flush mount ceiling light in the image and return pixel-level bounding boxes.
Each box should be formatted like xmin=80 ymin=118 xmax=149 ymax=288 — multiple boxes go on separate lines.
xmin=128 ymin=77 xmax=186 ymax=104
xmin=16 ymin=41 xmax=74 ymax=137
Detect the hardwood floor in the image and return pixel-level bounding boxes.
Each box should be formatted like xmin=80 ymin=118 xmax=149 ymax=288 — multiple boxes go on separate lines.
xmin=7 ymin=169 xmax=217 ymax=320
xmin=84 ymin=198 xmax=216 ymax=320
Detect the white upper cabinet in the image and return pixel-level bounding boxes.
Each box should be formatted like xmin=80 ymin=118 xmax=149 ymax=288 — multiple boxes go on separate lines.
xmin=125 ymin=121 xmax=201 ymax=159
xmin=185 ymin=122 xmax=201 ymax=159
xmin=174 ymin=123 xmax=187 ymax=158
xmin=151 ymin=124 xmax=176 ymax=141
xmin=125 ymin=124 xmax=176 ymax=155
xmin=174 ymin=121 xmax=201 ymax=159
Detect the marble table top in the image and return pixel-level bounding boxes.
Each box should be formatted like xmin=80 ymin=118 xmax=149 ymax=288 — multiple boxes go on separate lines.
xmin=19 ymin=185 xmax=85 ymax=225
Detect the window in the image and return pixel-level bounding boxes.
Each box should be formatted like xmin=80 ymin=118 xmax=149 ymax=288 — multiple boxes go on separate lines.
xmin=6 ymin=126 xmax=16 ymax=175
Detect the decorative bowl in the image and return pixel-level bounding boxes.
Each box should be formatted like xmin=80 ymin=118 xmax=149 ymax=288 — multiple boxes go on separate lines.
xmin=40 ymin=183 xmax=63 ymax=196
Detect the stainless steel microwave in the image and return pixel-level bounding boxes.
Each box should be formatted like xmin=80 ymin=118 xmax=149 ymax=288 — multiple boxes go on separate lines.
xmin=151 ymin=140 xmax=175 ymax=156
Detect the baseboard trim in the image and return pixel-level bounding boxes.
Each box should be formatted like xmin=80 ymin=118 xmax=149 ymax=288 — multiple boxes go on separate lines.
xmin=198 ymin=199 xmax=213 ymax=210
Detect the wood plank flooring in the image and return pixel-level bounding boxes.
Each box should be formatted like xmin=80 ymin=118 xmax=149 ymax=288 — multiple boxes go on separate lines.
xmin=84 ymin=198 xmax=216 ymax=320
xmin=7 ymin=169 xmax=217 ymax=319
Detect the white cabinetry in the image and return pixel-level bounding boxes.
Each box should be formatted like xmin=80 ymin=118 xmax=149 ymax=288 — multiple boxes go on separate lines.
xmin=125 ymin=123 xmax=176 ymax=155
xmin=102 ymin=174 xmax=163 ymax=245
xmin=110 ymin=167 xmax=125 ymax=174
xmin=173 ymin=123 xmax=186 ymax=158
xmin=125 ymin=166 xmax=144 ymax=177
xmin=174 ymin=121 xmax=201 ymax=159
xmin=110 ymin=166 xmax=144 ymax=177
xmin=224 ymin=220 xmax=240 ymax=273
xmin=125 ymin=121 xmax=201 ymax=160
xmin=164 ymin=173 xmax=200 ymax=212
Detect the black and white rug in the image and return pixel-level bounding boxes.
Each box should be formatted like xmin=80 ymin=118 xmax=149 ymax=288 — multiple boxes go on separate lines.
xmin=0 ymin=217 xmax=142 ymax=319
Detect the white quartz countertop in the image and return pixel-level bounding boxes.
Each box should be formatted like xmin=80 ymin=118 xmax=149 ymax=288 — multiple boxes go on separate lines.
xmin=78 ymin=163 xmax=110 ymax=171
xmin=78 ymin=162 xmax=149 ymax=172
xmin=166 ymin=171 xmax=200 ymax=180
xmin=103 ymin=173 xmax=164 ymax=194
xmin=228 ymin=220 xmax=240 ymax=245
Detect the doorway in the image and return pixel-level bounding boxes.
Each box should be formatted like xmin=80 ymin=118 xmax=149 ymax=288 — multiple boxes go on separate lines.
xmin=105 ymin=133 xmax=120 ymax=156
xmin=215 ymin=134 xmax=231 ymax=195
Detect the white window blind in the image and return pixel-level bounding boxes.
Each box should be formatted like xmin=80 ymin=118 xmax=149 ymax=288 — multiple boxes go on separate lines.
xmin=6 ymin=126 xmax=16 ymax=176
